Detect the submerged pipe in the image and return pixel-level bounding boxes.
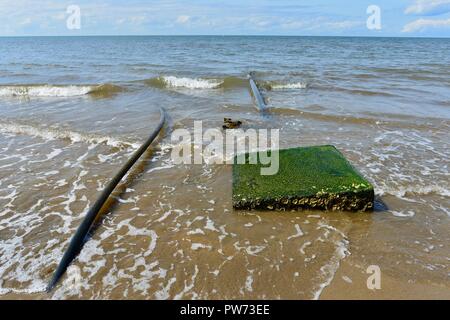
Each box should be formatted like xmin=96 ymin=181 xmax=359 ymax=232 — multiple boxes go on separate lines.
xmin=248 ymin=73 xmax=267 ymax=111
xmin=47 ymin=108 xmax=166 ymax=291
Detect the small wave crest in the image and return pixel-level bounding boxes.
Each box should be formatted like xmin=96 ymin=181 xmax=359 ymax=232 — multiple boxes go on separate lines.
xmin=377 ymin=185 xmax=450 ymax=198
xmin=0 ymin=285 xmax=47 ymax=296
xmin=265 ymin=81 xmax=307 ymax=90
xmin=144 ymin=75 xmax=308 ymax=91
xmin=145 ymin=75 xmax=249 ymax=90
xmin=0 ymin=84 xmax=123 ymax=98
xmin=145 ymin=76 xmax=222 ymax=89
xmin=0 ymin=121 xmax=139 ymax=149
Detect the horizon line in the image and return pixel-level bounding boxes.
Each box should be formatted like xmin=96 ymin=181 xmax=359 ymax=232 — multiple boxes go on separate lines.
xmin=1 ymin=34 xmax=450 ymax=39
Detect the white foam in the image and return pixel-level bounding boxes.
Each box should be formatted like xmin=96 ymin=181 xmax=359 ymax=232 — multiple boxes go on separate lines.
xmin=234 ymin=243 xmax=266 ymax=256
xmin=271 ymin=82 xmax=307 ymax=90
xmin=147 ymin=164 xmax=175 ymax=174
xmin=310 ymin=223 xmax=350 ymax=300
xmin=287 ymin=224 xmax=304 ymax=240
xmin=299 ymin=241 xmax=312 ymax=255
xmin=173 ymin=265 xmax=199 ymax=300
xmin=342 ymin=276 xmax=353 ymax=284
xmin=154 ymin=277 xmax=177 ymax=300
xmin=46 ymin=148 xmax=63 ymax=160
xmin=391 ymin=210 xmax=415 ymax=218
xmin=312 ymin=238 xmax=349 ymax=300
xmin=378 ymin=185 xmax=450 ymax=198
xmin=0 ymin=285 xmax=47 ymax=295
xmin=162 ymin=76 xmax=222 ymax=89
xmin=204 ymin=217 xmax=220 ymax=233
xmin=0 ymin=121 xmax=139 ymax=149
xmin=0 ymin=85 xmax=94 ymax=97
xmin=191 ymin=243 xmax=212 ymax=251
xmin=245 ymin=273 xmax=254 ymax=292
xmin=187 ymin=228 xmax=205 ymax=236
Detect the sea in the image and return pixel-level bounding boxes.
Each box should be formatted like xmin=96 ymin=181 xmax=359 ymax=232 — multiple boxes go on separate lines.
xmin=0 ymin=36 xmax=449 ymax=299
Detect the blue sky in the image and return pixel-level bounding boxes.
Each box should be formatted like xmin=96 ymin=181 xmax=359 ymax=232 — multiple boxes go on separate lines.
xmin=1 ymin=0 xmax=450 ymax=37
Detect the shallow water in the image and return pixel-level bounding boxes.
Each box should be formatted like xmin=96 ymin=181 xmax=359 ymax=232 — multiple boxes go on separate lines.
xmin=0 ymin=36 xmax=449 ymax=299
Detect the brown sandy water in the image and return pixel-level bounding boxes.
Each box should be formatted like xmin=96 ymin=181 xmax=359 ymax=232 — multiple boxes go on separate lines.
xmin=0 ymin=36 xmax=449 ymax=299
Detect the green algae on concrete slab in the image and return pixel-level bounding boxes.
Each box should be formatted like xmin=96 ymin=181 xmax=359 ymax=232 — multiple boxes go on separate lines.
xmin=232 ymin=145 xmax=374 ymax=212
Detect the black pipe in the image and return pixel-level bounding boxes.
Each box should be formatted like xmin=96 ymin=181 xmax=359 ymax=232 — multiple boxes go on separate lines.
xmin=47 ymin=107 xmax=166 ymax=291
xmin=248 ymin=73 xmax=267 ymax=111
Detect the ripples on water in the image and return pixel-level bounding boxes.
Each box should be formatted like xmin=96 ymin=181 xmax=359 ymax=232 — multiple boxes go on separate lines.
xmin=0 ymin=36 xmax=449 ymax=299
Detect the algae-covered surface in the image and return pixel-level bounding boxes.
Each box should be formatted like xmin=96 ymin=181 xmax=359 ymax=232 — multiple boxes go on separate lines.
xmin=233 ymin=145 xmax=374 ymax=211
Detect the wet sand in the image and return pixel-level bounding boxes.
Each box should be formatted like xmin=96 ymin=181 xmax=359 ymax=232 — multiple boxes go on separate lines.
xmin=322 ymin=259 xmax=450 ymax=300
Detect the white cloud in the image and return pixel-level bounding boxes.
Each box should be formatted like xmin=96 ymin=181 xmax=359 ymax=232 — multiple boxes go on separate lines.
xmin=129 ymin=15 xmax=149 ymax=25
xmin=176 ymin=15 xmax=190 ymax=24
xmin=4 ymin=0 xmax=439 ymax=36
xmin=280 ymin=17 xmax=362 ymax=31
xmin=19 ymin=18 xmax=32 ymax=26
xmin=325 ymin=20 xmax=363 ymax=30
xmin=405 ymin=0 xmax=450 ymax=15
xmin=280 ymin=20 xmax=307 ymax=29
xmin=248 ymin=17 xmax=272 ymax=28
xmin=402 ymin=17 xmax=450 ymax=32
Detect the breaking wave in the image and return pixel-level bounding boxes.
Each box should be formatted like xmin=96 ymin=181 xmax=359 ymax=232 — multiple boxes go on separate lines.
xmin=265 ymin=81 xmax=307 ymax=90
xmin=145 ymin=76 xmax=223 ymax=89
xmin=377 ymin=185 xmax=450 ymax=198
xmin=0 ymin=84 xmax=123 ymax=98
xmin=144 ymin=75 xmax=309 ymax=92
xmin=0 ymin=120 xmax=139 ymax=149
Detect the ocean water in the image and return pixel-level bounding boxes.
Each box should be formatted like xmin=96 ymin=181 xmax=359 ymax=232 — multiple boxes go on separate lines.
xmin=0 ymin=36 xmax=449 ymax=299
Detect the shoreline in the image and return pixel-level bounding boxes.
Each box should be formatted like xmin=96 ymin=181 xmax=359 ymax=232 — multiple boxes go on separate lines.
xmin=3 ymin=255 xmax=450 ymax=301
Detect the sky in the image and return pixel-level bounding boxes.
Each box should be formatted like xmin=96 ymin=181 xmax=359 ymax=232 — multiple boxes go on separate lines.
xmin=1 ymin=0 xmax=450 ymax=37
